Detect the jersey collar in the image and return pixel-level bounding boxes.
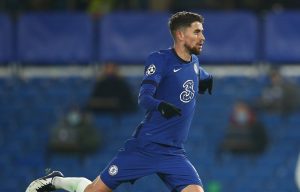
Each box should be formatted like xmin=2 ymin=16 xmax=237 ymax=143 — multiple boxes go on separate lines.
xmin=171 ymin=48 xmax=192 ymax=64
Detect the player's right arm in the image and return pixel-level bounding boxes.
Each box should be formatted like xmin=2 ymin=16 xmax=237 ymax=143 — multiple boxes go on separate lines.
xmin=138 ymin=53 xmax=181 ymax=118
xmin=138 ymin=53 xmax=164 ymax=111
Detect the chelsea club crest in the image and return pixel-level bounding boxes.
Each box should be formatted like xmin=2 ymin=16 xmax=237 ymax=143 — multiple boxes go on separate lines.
xmin=108 ymin=165 xmax=118 ymax=176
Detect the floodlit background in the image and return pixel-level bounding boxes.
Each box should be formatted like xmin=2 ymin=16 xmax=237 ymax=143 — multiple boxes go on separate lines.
xmin=0 ymin=0 xmax=300 ymax=192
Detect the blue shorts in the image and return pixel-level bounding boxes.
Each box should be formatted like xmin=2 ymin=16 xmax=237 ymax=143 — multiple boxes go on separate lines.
xmin=100 ymin=138 xmax=202 ymax=192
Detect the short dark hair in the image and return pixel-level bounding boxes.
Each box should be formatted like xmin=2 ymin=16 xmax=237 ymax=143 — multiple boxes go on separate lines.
xmin=168 ymin=11 xmax=204 ymax=38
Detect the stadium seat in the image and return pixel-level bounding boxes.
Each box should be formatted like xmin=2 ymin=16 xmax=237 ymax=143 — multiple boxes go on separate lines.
xmin=0 ymin=76 xmax=299 ymax=192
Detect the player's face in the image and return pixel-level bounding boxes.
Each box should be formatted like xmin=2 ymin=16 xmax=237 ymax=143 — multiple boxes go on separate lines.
xmin=182 ymin=21 xmax=205 ymax=55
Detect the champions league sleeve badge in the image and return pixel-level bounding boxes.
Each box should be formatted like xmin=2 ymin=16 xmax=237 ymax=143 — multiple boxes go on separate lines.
xmin=146 ymin=64 xmax=156 ymax=76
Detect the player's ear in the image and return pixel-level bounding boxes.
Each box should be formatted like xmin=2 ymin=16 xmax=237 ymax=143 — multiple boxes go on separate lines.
xmin=176 ymin=29 xmax=185 ymax=41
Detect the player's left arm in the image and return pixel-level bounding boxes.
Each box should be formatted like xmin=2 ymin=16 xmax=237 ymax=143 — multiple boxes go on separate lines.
xmin=198 ymin=66 xmax=213 ymax=95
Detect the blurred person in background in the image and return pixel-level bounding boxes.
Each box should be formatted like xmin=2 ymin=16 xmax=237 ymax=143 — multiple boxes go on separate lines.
xmin=219 ymin=100 xmax=268 ymax=156
xmin=50 ymin=0 xmax=87 ymax=11
xmin=48 ymin=105 xmax=100 ymax=158
xmin=170 ymin=0 xmax=220 ymax=11
xmin=26 ymin=11 xmax=213 ymax=192
xmin=148 ymin=0 xmax=171 ymax=11
xmin=86 ymin=62 xmax=137 ymax=117
xmin=87 ymin=0 xmax=116 ymax=17
xmin=255 ymin=68 xmax=300 ymax=117
xmin=3 ymin=0 xmax=300 ymax=14
xmin=23 ymin=0 xmax=51 ymax=11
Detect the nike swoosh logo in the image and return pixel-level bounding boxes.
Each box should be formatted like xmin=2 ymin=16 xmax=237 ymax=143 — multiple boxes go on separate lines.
xmin=173 ymin=68 xmax=182 ymax=72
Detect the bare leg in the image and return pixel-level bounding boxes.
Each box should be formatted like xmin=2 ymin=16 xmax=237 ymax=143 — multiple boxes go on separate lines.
xmin=181 ymin=184 xmax=204 ymax=192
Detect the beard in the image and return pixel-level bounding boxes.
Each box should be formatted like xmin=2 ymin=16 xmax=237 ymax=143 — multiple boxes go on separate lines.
xmin=184 ymin=43 xmax=201 ymax=55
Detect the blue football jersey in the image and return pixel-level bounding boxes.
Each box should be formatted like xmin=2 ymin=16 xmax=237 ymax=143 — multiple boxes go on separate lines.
xmin=133 ymin=48 xmax=210 ymax=147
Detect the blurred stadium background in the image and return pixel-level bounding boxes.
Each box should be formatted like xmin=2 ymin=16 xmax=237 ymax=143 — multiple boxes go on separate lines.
xmin=0 ymin=0 xmax=300 ymax=191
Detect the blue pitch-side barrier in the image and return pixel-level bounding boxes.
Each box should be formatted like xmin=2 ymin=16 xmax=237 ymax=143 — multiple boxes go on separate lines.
xmin=99 ymin=12 xmax=173 ymax=64
xmin=17 ymin=12 xmax=93 ymax=65
xmin=0 ymin=14 xmax=13 ymax=64
xmin=264 ymin=11 xmax=300 ymax=63
xmin=199 ymin=11 xmax=258 ymax=63
xmin=0 ymin=11 xmax=300 ymax=65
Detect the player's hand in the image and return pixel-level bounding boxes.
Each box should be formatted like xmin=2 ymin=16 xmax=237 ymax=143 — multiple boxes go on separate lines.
xmin=198 ymin=75 xmax=213 ymax=95
xmin=158 ymin=102 xmax=182 ymax=119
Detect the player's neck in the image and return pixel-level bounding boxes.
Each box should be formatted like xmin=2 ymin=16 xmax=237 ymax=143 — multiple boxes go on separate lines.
xmin=173 ymin=45 xmax=192 ymax=62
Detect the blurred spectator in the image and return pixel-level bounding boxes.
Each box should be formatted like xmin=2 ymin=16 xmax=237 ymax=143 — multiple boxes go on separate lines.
xmin=1 ymin=0 xmax=29 ymax=16
xmin=2 ymin=0 xmax=300 ymax=14
xmin=111 ymin=0 xmax=148 ymax=10
xmin=87 ymin=0 xmax=115 ymax=17
xmin=148 ymin=0 xmax=171 ymax=11
xmin=48 ymin=105 xmax=100 ymax=156
xmin=49 ymin=0 xmax=84 ymax=11
xmin=296 ymin=153 xmax=300 ymax=190
xmin=0 ymin=1 xmax=5 ymax=10
xmin=219 ymin=100 xmax=268 ymax=155
xmin=255 ymin=68 xmax=300 ymax=117
xmin=86 ymin=62 xmax=137 ymax=116
xmin=24 ymin=0 xmax=51 ymax=11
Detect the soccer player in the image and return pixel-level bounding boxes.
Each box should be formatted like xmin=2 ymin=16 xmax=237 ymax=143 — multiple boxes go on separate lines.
xmin=26 ymin=11 xmax=213 ymax=192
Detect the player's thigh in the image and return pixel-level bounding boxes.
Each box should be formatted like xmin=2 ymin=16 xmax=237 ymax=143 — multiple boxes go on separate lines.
xmin=181 ymin=184 xmax=204 ymax=192
xmin=84 ymin=177 xmax=112 ymax=192
xmin=100 ymin=150 xmax=155 ymax=189
xmin=100 ymin=139 xmax=156 ymax=189
xmin=158 ymin=155 xmax=203 ymax=192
